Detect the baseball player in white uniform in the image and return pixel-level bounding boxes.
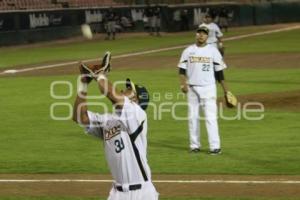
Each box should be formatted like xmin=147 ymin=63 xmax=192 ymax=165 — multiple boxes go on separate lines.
xmin=178 ymin=26 xmax=230 ymax=155
xmin=199 ymin=12 xmax=224 ymax=55
xmin=73 ymin=52 xmax=159 ymax=200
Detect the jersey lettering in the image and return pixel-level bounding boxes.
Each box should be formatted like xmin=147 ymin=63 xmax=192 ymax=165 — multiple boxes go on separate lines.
xmin=189 ymin=56 xmax=210 ymax=63
xmin=104 ymin=125 xmax=121 ymax=140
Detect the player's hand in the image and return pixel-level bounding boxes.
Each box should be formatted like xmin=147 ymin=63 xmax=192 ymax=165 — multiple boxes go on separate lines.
xmin=218 ymin=42 xmax=223 ymax=48
xmin=180 ymin=84 xmax=188 ymax=93
xmin=79 ymin=62 xmax=93 ymax=84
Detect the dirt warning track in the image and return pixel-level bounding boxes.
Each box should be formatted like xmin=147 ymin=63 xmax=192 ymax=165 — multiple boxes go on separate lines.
xmin=1 ymin=174 xmax=300 ymax=198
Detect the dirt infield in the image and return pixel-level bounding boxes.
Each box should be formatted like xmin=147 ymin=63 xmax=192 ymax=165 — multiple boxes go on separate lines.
xmin=1 ymin=174 xmax=300 ymax=198
xmin=236 ymin=90 xmax=300 ymax=111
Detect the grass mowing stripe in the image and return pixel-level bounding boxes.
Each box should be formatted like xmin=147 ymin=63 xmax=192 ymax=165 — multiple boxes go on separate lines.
xmin=0 ymin=26 xmax=298 ymax=67
xmin=227 ymin=29 xmax=300 ymax=54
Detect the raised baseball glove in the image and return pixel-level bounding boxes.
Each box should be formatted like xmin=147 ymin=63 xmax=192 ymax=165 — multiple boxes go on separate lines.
xmin=80 ymin=51 xmax=111 ymax=79
xmin=225 ymin=91 xmax=237 ymax=108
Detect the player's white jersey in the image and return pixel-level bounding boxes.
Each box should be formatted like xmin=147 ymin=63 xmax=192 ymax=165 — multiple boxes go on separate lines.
xmin=85 ymin=97 xmax=151 ymax=185
xmin=199 ymin=22 xmax=223 ymax=44
xmin=178 ymin=44 xmax=226 ymax=86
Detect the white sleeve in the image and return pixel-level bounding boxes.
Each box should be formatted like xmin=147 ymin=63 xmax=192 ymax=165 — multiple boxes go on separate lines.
xmin=178 ymin=48 xmax=189 ymax=69
xmin=84 ymin=111 xmax=106 ymax=139
xmin=215 ymin=24 xmax=223 ymax=38
xmin=213 ymin=48 xmax=227 ymax=71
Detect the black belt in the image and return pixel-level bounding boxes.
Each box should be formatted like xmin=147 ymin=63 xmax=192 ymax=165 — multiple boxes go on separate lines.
xmin=116 ymin=184 xmax=142 ymax=192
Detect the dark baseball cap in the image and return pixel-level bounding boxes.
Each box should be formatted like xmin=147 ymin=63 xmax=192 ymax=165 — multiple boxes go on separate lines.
xmin=197 ymin=26 xmax=209 ymax=34
xmin=126 ymin=78 xmax=150 ymax=110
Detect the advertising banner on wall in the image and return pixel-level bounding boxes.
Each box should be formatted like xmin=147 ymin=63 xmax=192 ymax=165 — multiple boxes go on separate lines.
xmin=85 ymin=10 xmax=103 ymax=24
xmin=18 ymin=11 xmax=73 ymax=29
xmin=29 ymin=12 xmax=65 ymax=28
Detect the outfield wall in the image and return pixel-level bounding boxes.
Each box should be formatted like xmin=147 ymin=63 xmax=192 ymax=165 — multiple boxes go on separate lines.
xmin=0 ymin=1 xmax=299 ymax=46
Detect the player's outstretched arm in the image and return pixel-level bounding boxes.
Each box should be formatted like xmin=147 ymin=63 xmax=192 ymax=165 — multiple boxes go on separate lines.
xmin=73 ymin=67 xmax=91 ymax=126
xmin=73 ymin=91 xmax=89 ymax=125
xmin=96 ymin=74 xmax=125 ymax=109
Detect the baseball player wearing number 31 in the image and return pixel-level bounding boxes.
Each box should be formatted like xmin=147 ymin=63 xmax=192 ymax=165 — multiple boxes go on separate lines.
xmin=178 ymin=26 xmax=231 ymax=155
xmin=73 ymin=52 xmax=159 ymax=200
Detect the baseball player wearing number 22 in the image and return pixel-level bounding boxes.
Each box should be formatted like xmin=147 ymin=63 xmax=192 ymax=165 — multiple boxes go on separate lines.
xmin=178 ymin=26 xmax=233 ymax=155
xmin=73 ymin=52 xmax=159 ymax=200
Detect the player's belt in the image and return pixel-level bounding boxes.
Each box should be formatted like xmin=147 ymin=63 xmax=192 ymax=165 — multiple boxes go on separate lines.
xmin=115 ymin=184 xmax=142 ymax=192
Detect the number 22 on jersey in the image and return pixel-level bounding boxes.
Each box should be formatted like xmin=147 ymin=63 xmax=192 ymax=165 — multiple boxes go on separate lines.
xmin=202 ymin=64 xmax=210 ymax=71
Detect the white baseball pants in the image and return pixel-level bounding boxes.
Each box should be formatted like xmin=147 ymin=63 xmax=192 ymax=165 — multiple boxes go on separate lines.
xmin=187 ymin=84 xmax=221 ymax=150
xmin=107 ymin=182 xmax=159 ymax=200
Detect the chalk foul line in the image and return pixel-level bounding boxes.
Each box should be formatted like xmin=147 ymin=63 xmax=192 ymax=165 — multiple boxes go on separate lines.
xmin=1 ymin=25 xmax=300 ymax=76
xmin=0 ymin=179 xmax=300 ymax=184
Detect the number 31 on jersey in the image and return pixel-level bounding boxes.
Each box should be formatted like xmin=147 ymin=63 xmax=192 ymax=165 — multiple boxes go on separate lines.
xmin=114 ymin=138 xmax=125 ymax=153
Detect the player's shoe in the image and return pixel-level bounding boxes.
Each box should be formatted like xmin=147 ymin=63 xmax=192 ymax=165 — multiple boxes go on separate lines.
xmin=208 ymin=149 xmax=222 ymax=155
xmin=190 ymin=148 xmax=200 ymax=153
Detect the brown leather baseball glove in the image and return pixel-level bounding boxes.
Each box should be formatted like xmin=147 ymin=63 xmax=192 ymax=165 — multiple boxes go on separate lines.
xmin=80 ymin=51 xmax=111 ymax=80
xmin=225 ymin=91 xmax=238 ymax=108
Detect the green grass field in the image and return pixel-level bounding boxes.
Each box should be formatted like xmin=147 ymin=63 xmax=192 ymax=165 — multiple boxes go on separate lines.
xmin=0 ymin=25 xmax=299 ymax=199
